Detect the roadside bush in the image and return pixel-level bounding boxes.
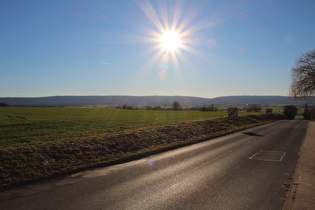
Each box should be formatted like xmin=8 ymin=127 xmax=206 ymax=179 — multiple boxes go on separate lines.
xmin=283 ymin=105 xmax=298 ymax=120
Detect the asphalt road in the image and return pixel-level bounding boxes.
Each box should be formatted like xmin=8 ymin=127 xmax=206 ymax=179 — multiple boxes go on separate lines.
xmin=0 ymin=120 xmax=308 ymax=210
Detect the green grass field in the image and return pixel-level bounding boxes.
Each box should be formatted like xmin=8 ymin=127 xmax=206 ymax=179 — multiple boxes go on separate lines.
xmin=0 ymin=107 xmax=286 ymax=189
xmin=0 ymin=107 xmax=249 ymax=147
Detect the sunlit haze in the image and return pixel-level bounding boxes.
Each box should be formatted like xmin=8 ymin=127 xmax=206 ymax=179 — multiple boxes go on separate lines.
xmin=159 ymin=31 xmax=182 ymax=52
xmin=1 ymin=0 xmax=315 ymax=98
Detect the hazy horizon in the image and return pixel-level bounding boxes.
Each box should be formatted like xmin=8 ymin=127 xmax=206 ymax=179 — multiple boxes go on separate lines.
xmin=1 ymin=0 xmax=315 ymax=98
xmin=0 ymin=94 xmax=291 ymax=99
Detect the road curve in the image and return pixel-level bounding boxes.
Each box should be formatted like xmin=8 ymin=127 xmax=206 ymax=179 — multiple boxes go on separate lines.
xmin=0 ymin=120 xmax=308 ymax=210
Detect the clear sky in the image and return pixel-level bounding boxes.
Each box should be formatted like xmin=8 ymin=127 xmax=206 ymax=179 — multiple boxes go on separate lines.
xmin=1 ymin=0 xmax=315 ymax=98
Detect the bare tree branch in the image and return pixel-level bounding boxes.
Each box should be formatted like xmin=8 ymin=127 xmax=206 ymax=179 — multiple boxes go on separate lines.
xmin=290 ymin=49 xmax=315 ymax=99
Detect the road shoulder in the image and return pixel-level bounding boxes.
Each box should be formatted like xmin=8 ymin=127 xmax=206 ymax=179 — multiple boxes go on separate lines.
xmin=283 ymin=121 xmax=315 ymax=210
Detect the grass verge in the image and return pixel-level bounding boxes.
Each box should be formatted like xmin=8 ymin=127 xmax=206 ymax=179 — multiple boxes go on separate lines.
xmin=0 ymin=113 xmax=286 ymax=190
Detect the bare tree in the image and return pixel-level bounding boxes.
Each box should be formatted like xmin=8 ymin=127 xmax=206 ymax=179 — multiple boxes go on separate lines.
xmin=290 ymin=49 xmax=315 ymax=99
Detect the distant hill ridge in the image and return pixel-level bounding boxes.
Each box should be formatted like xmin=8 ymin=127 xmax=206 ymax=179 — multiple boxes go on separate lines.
xmin=0 ymin=95 xmax=311 ymax=107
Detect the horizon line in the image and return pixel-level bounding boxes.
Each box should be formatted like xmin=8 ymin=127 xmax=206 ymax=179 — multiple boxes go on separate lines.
xmin=0 ymin=94 xmax=291 ymax=99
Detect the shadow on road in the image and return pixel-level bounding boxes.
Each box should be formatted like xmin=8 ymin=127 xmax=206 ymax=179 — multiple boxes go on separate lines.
xmin=241 ymin=132 xmax=264 ymax=137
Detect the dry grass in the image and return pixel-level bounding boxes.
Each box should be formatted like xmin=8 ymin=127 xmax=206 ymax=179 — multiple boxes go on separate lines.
xmin=0 ymin=110 xmax=286 ymax=190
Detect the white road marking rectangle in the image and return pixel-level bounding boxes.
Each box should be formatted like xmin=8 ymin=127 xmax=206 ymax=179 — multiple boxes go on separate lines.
xmin=249 ymin=150 xmax=286 ymax=162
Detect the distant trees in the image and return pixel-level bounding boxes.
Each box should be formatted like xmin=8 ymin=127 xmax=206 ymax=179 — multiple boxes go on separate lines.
xmin=245 ymin=104 xmax=262 ymax=112
xmin=152 ymin=106 xmax=162 ymax=110
xmin=200 ymin=104 xmax=217 ymax=112
xmin=119 ymin=103 xmax=182 ymax=110
xmin=172 ymin=101 xmax=182 ymax=110
xmin=290 ymin=49 xmax=315 ymax=99
xmin=0 ymin=102 xmax=9 ymax=107
xmin=122 ymin=105 xmax=133 ymax=109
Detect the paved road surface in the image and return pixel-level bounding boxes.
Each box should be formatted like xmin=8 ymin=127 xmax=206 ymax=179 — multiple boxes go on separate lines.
xmin=0 ymin=120 xmax=308 ymax=210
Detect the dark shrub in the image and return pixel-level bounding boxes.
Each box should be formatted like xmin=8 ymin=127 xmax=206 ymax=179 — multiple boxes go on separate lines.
xmin=283 ymin=105 xmax=298 ymax=120
xmin=0 ymin=102 xmax=9 ymax=107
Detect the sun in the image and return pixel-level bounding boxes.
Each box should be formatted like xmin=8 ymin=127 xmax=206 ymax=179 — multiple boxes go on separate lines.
xmin=159 ymin=31 xmax=182 ymax=52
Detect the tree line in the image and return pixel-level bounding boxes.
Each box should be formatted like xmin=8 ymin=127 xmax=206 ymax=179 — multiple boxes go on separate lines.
xmin=118 ymin=102 xmax=264 ymax=112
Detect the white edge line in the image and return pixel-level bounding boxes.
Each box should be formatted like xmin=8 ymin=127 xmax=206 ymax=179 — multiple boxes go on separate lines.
xmin=252 ymin=158 xmax=282 ymax=162
xmin=249 ymin=151 xmax=261 ymax=160
xmin=279 ymin=152 xmax=286 ymax=161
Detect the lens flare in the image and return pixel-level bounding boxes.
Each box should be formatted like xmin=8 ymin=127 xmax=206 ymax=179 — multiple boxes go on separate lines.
xmin=158 ymin=69 xmax=168 ymax=80
xmin=148 ymin=160 xmax=155 ymax=166
xmin=162 ymin=54 xmax=169 ymax=62
xmin=159 ymin=31 xmax=182 ymax=52
xmin=118 ymin=0 xmax=266 ymax=94
xmin=134 ymin=0 xmax=210 ymax=78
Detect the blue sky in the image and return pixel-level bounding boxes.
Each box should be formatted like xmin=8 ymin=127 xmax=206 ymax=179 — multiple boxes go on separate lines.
xmin=1 ymin=0 xmax=315 ymax=98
